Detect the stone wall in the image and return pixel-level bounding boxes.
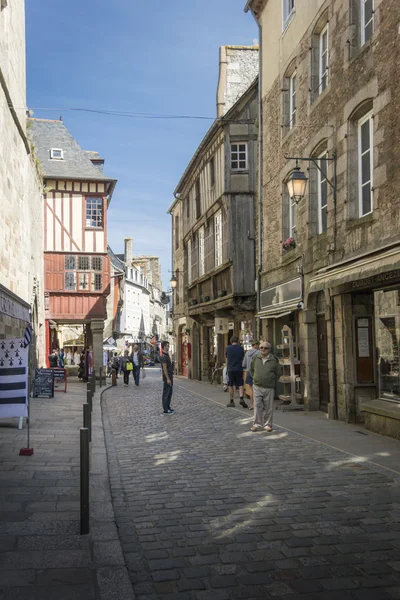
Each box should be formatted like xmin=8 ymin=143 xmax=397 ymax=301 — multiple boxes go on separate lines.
xmin=259 ymin=0 xmax=400 ymax=419
xmin=0 ymin=0 xmax=45 ymax=366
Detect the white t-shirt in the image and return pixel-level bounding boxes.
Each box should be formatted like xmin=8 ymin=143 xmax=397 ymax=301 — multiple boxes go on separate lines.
xmin=133 ymin=352 xmax=139 ymax=366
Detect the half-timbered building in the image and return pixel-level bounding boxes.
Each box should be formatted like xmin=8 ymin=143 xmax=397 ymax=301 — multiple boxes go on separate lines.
xmin=169 ymin=46 xmax=259 ymax=379
xmin=30 ymin=118 xmax=117 ymax=372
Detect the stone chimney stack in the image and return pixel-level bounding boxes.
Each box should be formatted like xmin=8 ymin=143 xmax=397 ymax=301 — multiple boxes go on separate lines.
xmin=124 ymin=237 xmax=133 ymax=265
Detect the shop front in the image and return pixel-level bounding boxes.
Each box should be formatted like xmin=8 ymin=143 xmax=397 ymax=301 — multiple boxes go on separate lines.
xmin=309 ymin=249 xmax=400 ymax=439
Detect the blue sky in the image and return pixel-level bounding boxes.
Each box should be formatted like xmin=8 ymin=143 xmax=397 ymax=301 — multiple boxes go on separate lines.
xmin=26 ymin=0 xmax=257 ymax=288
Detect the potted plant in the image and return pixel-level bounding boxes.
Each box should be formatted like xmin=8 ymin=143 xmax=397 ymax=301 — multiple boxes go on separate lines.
xmin=282 ymin=237 xmax=296 ymax=251
xmin=219 ymin=290 xmax=227 ymax=298
xmin=204 ymin=295 xmax=210 ymax=302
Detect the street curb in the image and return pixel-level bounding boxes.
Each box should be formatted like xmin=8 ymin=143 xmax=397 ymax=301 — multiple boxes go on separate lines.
xmin=91 ymin=383 xmax=135 ymax=600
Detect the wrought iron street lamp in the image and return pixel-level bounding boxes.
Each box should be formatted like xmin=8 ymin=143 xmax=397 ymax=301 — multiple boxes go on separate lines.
xmin=284 ymin=152 xmax=337 ymax=204
xmin=169 ymin=270 xmax=183 ymax=290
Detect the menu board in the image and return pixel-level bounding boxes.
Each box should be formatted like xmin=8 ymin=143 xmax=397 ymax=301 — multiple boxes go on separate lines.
xmin=51 ymin=368 xmax=67 ymax=392
xmin=33 ymin=368 xmax=54 ymax=398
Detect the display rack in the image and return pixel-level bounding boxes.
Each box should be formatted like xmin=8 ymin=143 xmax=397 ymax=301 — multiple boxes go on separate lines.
xmin=277 ymin=325 xmax=303 ymax=410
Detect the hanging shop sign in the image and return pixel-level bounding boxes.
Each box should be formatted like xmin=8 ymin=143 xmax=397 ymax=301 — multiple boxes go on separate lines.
xmin=0 ymin=285 xmax=30 ymax=322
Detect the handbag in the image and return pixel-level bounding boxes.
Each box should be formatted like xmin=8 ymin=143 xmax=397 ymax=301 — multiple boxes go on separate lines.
xmin=126 ymin=362 xmax=133 ymax=371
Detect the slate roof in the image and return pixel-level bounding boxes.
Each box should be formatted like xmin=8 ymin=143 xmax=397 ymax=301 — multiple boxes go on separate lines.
xmin=107 ymin=246 xmax=125 ymax=272
xmin=29 ymin=118 xmax=114 ymax=182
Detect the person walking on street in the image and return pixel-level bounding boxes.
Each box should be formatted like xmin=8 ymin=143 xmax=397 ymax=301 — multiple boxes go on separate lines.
xmin=160 ymin=341 xmax=174 ymax=414
xmin=112 ymin=352 xmax=120 ymax=379
xmin=132 ymin=344 xmax=144 ymax=386
xmin=225 ymin=336 xmax=248 ymax=408
xmin=58 ymin=348 xmax=65 ymax=368
xmin=242 ymin=341 xmax=260 ymax=410
xmin=120 ymin=350 xmax=133 ymax=386
xmin=249 ymin=342 xmax=281 ymax=432
xmin=49 ymin=350 xmax=58 ymax=368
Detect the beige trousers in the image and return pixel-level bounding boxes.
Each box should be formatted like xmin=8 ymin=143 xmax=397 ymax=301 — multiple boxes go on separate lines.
xmin=253 ymin=385 xmax=274 ymax=428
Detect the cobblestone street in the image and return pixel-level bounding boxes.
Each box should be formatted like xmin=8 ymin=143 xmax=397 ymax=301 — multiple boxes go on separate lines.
xmin=102 ymin=369 xmax=400 ymax=600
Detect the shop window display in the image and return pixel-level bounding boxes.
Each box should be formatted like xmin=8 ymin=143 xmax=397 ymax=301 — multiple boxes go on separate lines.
xmin=375 ymin=289 xmax=400 ymax=403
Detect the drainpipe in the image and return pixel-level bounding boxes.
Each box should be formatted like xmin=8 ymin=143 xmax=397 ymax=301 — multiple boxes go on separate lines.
xmin=245 ymin=5 xmax=263 ymax=339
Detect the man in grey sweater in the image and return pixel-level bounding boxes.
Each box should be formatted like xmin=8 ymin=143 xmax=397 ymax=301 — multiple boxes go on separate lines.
xmin=249 ymin=342 xmax=281 ymax=432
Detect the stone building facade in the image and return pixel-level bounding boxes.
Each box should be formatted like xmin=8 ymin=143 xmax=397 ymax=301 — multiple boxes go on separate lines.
xmin=169 ymin=46 xmax=259 ymax=380
xmin=0 ymin=0 xmax=45 ymax=368
xmin=246 ymin=0 xmax=400 ymax=438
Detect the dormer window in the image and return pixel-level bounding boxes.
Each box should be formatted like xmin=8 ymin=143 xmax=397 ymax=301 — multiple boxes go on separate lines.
xmin=50 ymin=148 xmax=63 ymax=160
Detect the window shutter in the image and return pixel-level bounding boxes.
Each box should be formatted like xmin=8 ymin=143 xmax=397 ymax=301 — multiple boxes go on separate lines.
xmin=310 ymin=35 xmax=319 ymax=102
xmin=191 ymin=234 xmax=198 ymax=282
xmin=282 ymin=190 xmax=290 ymax=242
xmin=282 ymin=79 xmax=290 ymax=129
xmin=221 ymin=209 xmax=228 ymax=264
xmin=205 ymin=221 xmax=214 ymax=273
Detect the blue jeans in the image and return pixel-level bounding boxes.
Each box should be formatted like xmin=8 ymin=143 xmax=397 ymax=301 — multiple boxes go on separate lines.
xmin=162 ymin=381 xmax=173 ymax=412
xmin=133 ymin=366 xmax=140 ymax=385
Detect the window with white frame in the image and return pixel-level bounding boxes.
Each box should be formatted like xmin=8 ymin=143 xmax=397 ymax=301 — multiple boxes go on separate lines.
xmin=198 ymin=227 xmax=205 ymax=277
xmin=317 ymin=152 xmax=328 ymax=233
xmin=358 ymin=111 xmax=373 ymax=216
xmin=282 ymin=0 xmax=295 ymax=31
xmin=289 ymin=72 xmax=296 ymax=129
xmin=231 ymin=143 xmax=247 ymax=171
xmin=92 ymin=273 xmax=102 ymax=291
xmin=214 ymin=210 xmax=223 ymax=267
xmin=187 ymin=238 xmax=192 ymax=286
xmin=361 ymin=0 xmax=374 ymax=45
xmin=50 ymin=148 xmax=63 ymax=160
xmin=86 ymin=197 xmax=104 ymax=228
xmin=319 ymin=24 xmax=329 ymax=94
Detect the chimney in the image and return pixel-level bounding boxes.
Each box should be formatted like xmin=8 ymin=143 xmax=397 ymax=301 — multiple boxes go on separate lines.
xmin=124 ymin=238 xmax=133 ymax=265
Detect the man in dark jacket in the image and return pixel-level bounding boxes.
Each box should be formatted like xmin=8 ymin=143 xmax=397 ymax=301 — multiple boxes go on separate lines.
xmin=249 ymin=341 xmax=280 ymax=432
xmin=225 ymin=336 xmax=248 ymax=409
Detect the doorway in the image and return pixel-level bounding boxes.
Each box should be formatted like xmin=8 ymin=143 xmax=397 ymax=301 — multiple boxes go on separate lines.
xmin=180 ymin=332 xmax=189 ymax=377
xmin=316 ymin=292 xmax=330 ymax=412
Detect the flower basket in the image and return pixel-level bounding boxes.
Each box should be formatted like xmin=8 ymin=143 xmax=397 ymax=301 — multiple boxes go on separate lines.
xmin=282 ymin=237 xmax=296 ymax=251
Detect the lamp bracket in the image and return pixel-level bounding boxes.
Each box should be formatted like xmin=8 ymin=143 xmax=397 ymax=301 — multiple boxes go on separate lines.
xmin=284 ymin=152 xmax=337 ymax=195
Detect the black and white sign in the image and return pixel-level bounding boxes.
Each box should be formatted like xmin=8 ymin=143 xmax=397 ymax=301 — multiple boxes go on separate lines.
xmin=0 ymin=338 xmax=28 ymax=419
xmin=34 ymin=369 xmax=54 ymax=398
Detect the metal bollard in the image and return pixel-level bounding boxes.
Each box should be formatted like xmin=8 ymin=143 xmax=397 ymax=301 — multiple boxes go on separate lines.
xmin=99 ymin=366 xmax=103 ymax=388
xmin=80 ymin=427 xmax=90 ymax=535
xmin=83 ymin=403 xmax=91 ymax=442
xmin=92 ymin=369 xmax=96 ymax=393
xmin=111 ymin=368 xmax=117 ymax=386
xmin=86 ymin=382 xmax=92 ymax=412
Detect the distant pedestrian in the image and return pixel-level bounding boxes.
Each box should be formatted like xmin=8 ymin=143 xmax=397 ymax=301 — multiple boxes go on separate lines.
xmin=58 ymin=348 xmax=65 ymax=368
xmin=120 ymin=350 xmax=133 ymax=386
xmin=132 ymin=344 xmax=144 ymax=386
xmin=112 ymin=352 xmax=120 ymax=378
xmin=48 ymin=350 xmax=58 ymax=368
xmin=225 ymin=336 xmax=248 ymax=408
xmin=243 ymin=341 xmax=260 ymax=410
xmin=160 ymin=341 xmax=174 ymax=415
xmin=250 ymin=342 xmax=280 ymax=432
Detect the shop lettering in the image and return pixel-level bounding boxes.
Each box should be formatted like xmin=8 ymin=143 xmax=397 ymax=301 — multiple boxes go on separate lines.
xmin=352 ymin=270 xmax=400 ymax=290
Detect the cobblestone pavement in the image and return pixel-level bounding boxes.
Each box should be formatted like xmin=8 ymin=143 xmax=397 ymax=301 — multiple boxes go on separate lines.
xmin=103 ymin=369 xmax=400 ymax=600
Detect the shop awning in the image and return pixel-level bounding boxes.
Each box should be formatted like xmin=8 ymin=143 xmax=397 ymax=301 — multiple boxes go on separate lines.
xmin=308 ymin=247 xmax=400 ymax=295
xmin=258 ymin=304 xmax=299 ymax=319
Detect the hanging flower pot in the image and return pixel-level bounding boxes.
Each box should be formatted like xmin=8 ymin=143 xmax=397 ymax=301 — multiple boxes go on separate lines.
xmin=282 ymin=237 xmax=296 ymax=251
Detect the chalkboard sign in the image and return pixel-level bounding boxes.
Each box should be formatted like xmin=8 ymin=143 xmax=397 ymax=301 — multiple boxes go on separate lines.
xmin=51 ymin=368 xmax=67 ymax=392
xmin=34 ymin=368 xmax=54 ymax=398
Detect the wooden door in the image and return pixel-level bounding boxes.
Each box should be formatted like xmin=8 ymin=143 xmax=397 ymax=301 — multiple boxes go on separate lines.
xmin=317 ymin=315 xmax=330 ymax=412
xmin=180 ymin=333 xmax=188 ymax=377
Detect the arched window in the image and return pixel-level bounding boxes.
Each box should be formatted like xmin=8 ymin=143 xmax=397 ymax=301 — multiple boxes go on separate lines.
xmin=308 ymin=139 xmax=328 ymax=237
xmin=310 ymin=11 xmax=329 ymax=103
xmin=347 ymin=99 xmax=374 ymax=219
xmin=282 ymin=60 xmax=297 ymax=132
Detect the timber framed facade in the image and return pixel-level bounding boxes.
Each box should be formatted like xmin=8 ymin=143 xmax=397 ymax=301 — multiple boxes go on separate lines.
xmin=169 ymin=50 xmax=259 ymax=380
